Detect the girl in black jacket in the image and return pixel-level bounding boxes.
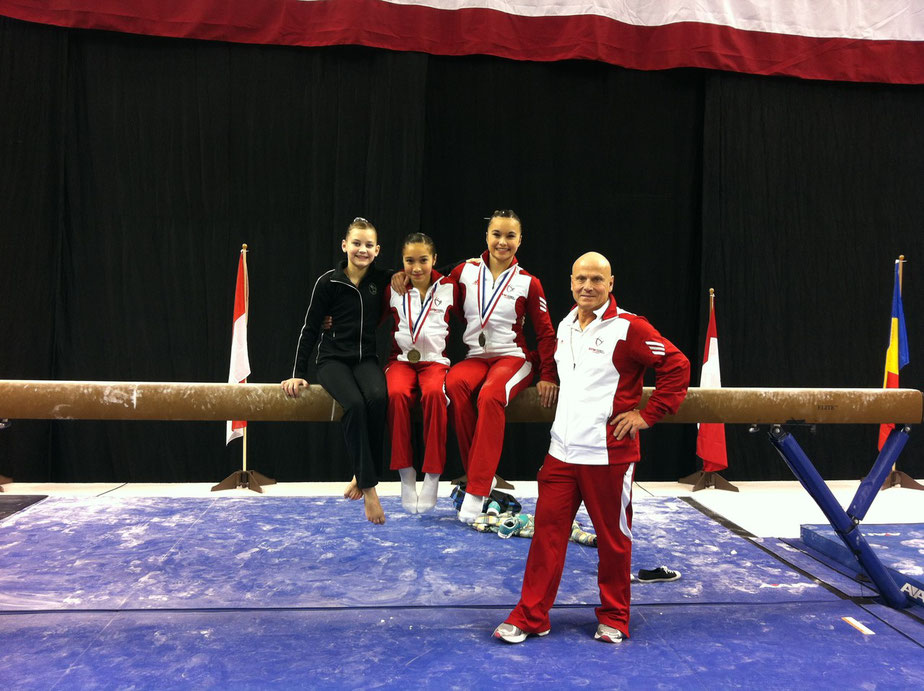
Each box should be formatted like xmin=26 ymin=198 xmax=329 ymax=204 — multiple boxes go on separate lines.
xmin=282 ymin=217 xmax=393 ymax=524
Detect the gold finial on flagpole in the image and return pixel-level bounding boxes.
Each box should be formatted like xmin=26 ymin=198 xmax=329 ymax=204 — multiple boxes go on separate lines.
xmin=242 ymin=243 xmax=248 ymax=252
xmin=709 ymin=287 xmax=715 ymax=311
xmin=897 ymin=255 xmax=905 ymax=292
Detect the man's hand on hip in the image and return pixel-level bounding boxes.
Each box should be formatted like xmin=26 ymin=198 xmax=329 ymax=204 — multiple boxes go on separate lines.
xmin=609 ymin=409 xmax=649 ymax=440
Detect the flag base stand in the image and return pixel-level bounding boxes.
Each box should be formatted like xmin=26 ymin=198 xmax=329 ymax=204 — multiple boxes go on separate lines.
xmin=880 ymin=470 xmax=924 ymax=492
xmin=211 ymin=470 xmax=276 ymax=494
xmin=451 ymin=474 xmax=515 ymax=491
xmin=678 ymin=470 xmax=739 ymax=492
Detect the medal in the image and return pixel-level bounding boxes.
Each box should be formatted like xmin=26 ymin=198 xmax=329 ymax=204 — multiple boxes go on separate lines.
xmin=404 ymin=278 xmax=440 ymax=362
xmin=476 ymin=262 xmax=517 ymax=350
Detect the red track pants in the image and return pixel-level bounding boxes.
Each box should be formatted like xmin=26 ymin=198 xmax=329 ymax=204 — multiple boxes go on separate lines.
xmin=445 ymin=356 xmax=533 ymax=496
xmin=506 ymin=454 xmax=635 ymax=637
xmin=385 ymin=360 xmax=450 ymax=474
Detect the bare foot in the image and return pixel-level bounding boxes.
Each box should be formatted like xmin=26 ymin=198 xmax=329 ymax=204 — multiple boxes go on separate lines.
xmin=343 ymin=476 xmax=362 ymax=500
xmin=362 ymin=487 xmax=386 ymax=525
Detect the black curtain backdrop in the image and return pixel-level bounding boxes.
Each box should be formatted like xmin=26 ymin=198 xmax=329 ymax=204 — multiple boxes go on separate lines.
xmin=1 ymin=16 xmax=922 ymax=484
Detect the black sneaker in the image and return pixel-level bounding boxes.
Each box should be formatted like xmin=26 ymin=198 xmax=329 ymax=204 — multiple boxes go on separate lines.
xmin=636 ymin=566 xmax=681 ymax=583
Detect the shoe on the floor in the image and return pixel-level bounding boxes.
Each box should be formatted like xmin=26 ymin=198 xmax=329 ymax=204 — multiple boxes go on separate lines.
xmin=493 ymin=622 xmax=550 ymax=644
xmin=594 ymin=623 xmax=625 ymax=644
xmin=636 ymin=566 xmax=681 ymax=583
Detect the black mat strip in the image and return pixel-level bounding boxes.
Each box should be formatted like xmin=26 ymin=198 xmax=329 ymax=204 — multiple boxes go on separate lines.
xmin=0 ymin=496 xmax=47 ymax=521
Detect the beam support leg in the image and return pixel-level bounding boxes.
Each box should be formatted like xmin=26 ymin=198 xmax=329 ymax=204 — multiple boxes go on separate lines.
xmin=848 ymin=426 xmax=911 ymax=521
xmin=768 ymin=426 xmax=909 ymax=609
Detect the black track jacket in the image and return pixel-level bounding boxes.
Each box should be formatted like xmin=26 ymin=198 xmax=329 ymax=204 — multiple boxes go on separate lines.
xmin=291 ymin=260 xmax=393 ymax=378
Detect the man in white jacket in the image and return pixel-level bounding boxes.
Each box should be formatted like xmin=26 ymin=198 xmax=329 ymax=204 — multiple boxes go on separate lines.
xmin=494 ymin=251 xmax=690 ymax=644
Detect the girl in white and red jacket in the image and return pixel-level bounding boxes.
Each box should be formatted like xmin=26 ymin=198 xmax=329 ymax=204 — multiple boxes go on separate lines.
xmin=384 ymin=233 xmax=460 ymax=515
xmin=446 ymin=210 xmax=559 ymax=522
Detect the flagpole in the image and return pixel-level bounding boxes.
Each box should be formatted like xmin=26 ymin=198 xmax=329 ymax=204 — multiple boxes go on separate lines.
xmin=212 ymin=243 xmax=276 ymax=494
xmin=881 ymin=254 xmax=922 ymax=492
xmin=242 ymin=423 xmax=248 ymax=472
xmin=242 ymin=244 xmax=249 ymax=475
xmin=679 ymin=287 xmax=737 ymax=492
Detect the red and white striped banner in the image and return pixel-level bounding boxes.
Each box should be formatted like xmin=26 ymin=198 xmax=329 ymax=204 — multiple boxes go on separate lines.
xmin=2 ymin=0 xmax=922 ymax=83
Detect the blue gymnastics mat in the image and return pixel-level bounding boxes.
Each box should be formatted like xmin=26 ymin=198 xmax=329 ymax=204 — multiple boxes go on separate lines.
xmin=1 ymin=496 xmax=922 ymax=688
xmin=0 ymin=496 xmax=835 ymax=611
xmin=801 ymin=523 xmax=924 ymax=601
xmin=3 ymin=602 xmax=922 ymax=689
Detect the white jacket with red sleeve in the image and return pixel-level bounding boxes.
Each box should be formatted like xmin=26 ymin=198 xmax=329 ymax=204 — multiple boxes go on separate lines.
xmin=385 ymin=271 xmax=459 ymax=366
xmin=450 ymin=252 xmax=557 ymax=383
xmin=548 ymin=294 xmax=690 ymax=466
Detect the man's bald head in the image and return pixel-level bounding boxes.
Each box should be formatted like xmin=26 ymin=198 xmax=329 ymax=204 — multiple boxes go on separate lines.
xmin=571 ymin=252 xmax=611 ymax=277
xmin=571 ymin=252 xmax=615 ymax=313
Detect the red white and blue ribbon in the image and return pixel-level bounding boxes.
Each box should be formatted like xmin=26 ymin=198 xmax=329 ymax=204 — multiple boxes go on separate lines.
xmin=477 ymin=263 xmax=517 ymax=332
xmin=405 ymin=277 xmax=440 ymax=346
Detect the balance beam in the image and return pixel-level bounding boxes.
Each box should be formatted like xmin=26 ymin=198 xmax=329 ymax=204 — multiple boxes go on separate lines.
xmin=0 ymin=380 xmax=920 ymax=424
xmin=0 ymin=378 xmax=920 ymax=609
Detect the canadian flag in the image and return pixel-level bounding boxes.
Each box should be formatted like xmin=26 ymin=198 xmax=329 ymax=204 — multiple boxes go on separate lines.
xmin=696 ymin=291 xmax=728 ymax=472
xmin=226 ymin=245 xmax=250 ymax=444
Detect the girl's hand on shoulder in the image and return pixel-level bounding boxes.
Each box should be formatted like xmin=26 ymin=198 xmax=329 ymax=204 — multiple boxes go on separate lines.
xmin=281 ymin=378 xmax=309 ymax=398
xmin=536 ymin=380 xmax=559 ymax=408
xmin=391 ymin=272 xmax=409 ymax=295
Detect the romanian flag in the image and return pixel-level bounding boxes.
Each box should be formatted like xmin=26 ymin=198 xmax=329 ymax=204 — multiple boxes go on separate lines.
xmin=696 ymin=291 xmax=728 ymax=472
xmin=878 ymin=260 xmax=909 ymax=450
xmin=226 ymin=245 xmax=250 ymax=444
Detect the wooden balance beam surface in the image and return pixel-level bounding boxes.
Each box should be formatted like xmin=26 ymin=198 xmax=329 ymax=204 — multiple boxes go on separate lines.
xmin=0 ymin=381 xmax=920 ymax=425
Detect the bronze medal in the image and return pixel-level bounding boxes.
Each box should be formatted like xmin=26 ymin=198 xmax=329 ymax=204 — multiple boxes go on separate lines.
xmin=478 ymin=332 xmax=487 ymax=347
xmin=408 ymin=348 xmax=421 ymax=363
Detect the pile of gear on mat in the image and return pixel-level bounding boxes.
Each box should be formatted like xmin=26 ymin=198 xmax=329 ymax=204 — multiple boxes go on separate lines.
xmin=450 ymin=481 xmax=598 ymax=546
xmin=450 ymin=480 xmax=683 ymax=584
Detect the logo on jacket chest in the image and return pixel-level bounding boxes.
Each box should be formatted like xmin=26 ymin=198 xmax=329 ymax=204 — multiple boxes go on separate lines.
xmin=587 ymin=336 xmax=606 ymax=355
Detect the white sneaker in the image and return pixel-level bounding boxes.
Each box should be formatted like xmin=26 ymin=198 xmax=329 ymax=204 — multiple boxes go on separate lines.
xmin=493 ymin=623 xmax=550 ymax=644
xmin=594 ymin=623 xmax=625 ymax=644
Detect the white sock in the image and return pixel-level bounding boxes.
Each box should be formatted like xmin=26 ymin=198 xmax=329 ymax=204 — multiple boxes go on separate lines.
xmin=417 ymin=473 xmax=440 ymax=514
xmin=458 ymin=491 xmax=485 ymax=524
xmin=398 ymin=467 xmax=418 ymax=514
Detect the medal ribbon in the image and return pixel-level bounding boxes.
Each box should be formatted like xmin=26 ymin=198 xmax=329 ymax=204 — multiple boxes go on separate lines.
xmin=405 ymin=277 xmax=440 ymax=345
xmin=477 ymin=263 xmax=517 ymax=331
